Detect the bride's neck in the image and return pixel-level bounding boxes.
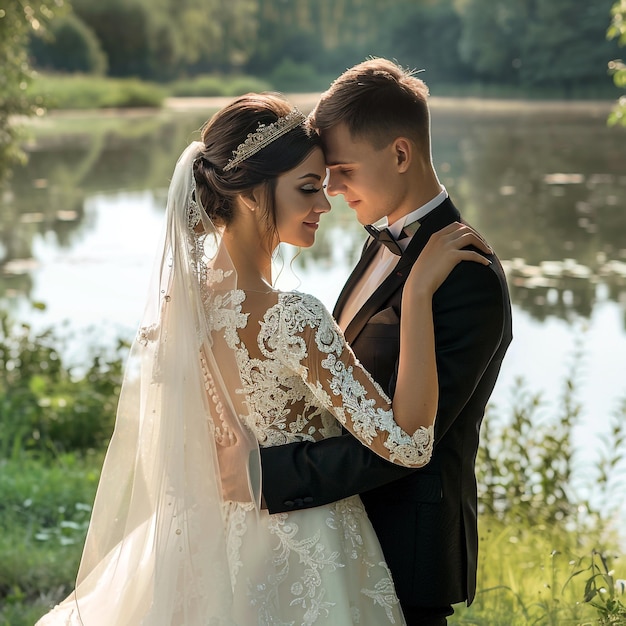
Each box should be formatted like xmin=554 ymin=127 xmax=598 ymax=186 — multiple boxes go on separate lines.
xmin=222 ymin=218 xmax=275 ymax=291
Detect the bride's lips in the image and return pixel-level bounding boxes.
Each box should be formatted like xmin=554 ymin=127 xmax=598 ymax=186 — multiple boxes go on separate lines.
xmin=303 ymin=221 xmax=319 ymax=230
xmin=347 ymin=199 xmax=360 ymax=209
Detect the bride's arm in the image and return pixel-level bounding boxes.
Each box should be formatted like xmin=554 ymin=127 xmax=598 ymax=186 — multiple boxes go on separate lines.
xmin=276 ymin=224 xmax=492 ymax=467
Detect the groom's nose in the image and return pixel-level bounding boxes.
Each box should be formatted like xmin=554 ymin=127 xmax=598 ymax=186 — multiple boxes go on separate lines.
xmin=325 ymin=171 xmax=344 ymax=197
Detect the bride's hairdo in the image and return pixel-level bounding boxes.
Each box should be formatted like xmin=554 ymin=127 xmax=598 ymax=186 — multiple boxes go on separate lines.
xmin=193 ymin=93 xmax=320 ymax=228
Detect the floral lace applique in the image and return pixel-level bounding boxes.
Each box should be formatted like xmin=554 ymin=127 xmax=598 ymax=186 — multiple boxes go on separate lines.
xmin=246 ymin=512 xmax=343 ymax=626
xmin=222 ymin=500 xmax=255 ymax=588
xmin=360 ymin=568 xmax=402 ymax=625
xmin=254 ymin=291 xmax=434 ymax=468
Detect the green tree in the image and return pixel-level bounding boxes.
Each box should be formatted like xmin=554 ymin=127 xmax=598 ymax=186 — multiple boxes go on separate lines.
xmin=380 ymin=0 xmax=469 ymax=84
xmin=519 ymin=0 xmax=619 ymax=92
xmin=71 ymin=0 xmax=167 ymax=78
xmin=29 ymin=12 xmax=107 ymax=75
xmin=457 ymin=0 xmax=528 ymax=83
xmin=608 ymin=0 xmax=626 ymax=125
xmin=457 ymin=0 xmax=620 ymax=93
xmin=0 ymin=0 xmax=66 ymax=185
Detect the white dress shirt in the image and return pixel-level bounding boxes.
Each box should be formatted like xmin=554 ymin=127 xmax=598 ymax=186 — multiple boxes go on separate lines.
xmin=338 ymin=187 xmax=448 ymax=331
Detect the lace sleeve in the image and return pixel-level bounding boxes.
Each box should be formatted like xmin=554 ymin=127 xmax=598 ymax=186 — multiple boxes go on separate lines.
xmin=259 ymin=292 xmax=434 ymax=468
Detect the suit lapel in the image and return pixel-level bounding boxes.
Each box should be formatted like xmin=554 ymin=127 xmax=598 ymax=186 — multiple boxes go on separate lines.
xmin=342 ymin=198 xmax=461 ymax=345
xmin=333 ymin=237 xmax=381 ymax=320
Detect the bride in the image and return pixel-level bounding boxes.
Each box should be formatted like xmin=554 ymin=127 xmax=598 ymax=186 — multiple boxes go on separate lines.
xmin=36 ymin=93 xmax=492 ymax=625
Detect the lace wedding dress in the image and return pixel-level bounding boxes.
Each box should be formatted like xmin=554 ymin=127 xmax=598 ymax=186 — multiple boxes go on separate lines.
xmin=218 ymin=287 xmax=434 ymax=625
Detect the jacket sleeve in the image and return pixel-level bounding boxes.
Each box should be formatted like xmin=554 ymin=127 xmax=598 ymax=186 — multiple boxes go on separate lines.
xmin=261 ymin=431 xmax=414 ymax=513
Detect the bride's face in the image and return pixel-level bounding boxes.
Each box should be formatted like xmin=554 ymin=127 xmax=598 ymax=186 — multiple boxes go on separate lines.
xmin=273 ymin=147 xmax=330 ymax=248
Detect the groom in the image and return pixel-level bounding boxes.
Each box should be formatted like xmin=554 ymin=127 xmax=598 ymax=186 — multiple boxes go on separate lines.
xmin=260 ymin=58 xmax=512 ymax=625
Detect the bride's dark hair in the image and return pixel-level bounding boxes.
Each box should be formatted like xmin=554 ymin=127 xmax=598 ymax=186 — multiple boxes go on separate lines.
xmin=193 ymin=93 xmax=321 ymax=231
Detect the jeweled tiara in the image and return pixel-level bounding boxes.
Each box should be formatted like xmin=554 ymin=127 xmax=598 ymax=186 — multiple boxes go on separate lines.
xmin=223 ymin=108 xmax=306 ymax=171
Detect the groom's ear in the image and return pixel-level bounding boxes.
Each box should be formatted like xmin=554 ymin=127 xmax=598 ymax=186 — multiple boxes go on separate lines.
xmin=392 ymin=138 xmax=412 ymax=173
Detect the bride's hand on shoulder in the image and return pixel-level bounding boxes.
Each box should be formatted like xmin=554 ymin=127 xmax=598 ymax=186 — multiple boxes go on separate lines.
xmin=406 ymin=222 xmax=493 ymax=297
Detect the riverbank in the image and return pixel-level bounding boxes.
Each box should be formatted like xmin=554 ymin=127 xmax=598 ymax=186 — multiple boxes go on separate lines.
xmin=165 ymin=94 xmax=616 ymax=116
xmin=19 ymin=94 xmax=613 ymax=129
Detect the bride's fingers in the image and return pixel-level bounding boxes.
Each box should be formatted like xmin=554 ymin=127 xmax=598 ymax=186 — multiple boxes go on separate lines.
xmin=454 ymin=232 xmax=493 ymax=254
xmin=437 ymin=225 xmax=493 ymax=254
xmin=455 ymin=249 xmax=493 ymax=266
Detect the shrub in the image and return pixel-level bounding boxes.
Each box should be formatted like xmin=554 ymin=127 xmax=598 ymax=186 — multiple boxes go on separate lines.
xmin=0 ymin=312 xmax=126 ymax=456
xmin=269 ymin=59 xmax=328 ymax=93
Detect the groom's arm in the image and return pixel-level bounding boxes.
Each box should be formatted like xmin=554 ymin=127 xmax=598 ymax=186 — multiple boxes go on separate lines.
xmin=261 ymin=432 xmax=414 ymax=513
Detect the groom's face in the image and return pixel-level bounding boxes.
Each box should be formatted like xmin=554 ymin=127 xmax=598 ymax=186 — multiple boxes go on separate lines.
xmin=322 ymin=123 xmax=407 ymax=226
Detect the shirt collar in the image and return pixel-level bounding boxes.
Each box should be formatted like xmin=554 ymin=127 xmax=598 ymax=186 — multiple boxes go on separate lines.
xmin=372 ymin=186 xmax=448 ymax=239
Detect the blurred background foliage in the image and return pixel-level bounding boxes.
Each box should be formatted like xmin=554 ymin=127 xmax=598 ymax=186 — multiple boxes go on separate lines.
xmin=1 ymin=0 xmax=626 ymax=182
xmin=19 ymin=0 xmax=624 ymax=90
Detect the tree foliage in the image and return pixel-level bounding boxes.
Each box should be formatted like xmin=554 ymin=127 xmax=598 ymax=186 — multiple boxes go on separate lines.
xmin=457 ymin=0 xmax=620 ymax=89
xmin=19 ymin=0 xmax=617 ymax=95
xmin=608 ymin=0 xmax=626 ymax=125
xmin=29 ymin=12 xmax=107 ymax=74
xmin=518 ymin=1 xmax=618 ymax=89
xmin=0 ymin=0 xmax=66 ymax=183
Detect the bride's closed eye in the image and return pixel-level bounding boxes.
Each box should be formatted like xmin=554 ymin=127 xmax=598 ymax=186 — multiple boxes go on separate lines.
xmin=300 ymin=184 xmax=323 ymax=194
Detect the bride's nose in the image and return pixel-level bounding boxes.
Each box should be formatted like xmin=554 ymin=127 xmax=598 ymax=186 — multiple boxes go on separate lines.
xmin=314 ymin=195 xmax=331 ymax=213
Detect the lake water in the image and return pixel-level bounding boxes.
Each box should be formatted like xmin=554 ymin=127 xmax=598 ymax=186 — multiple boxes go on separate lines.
xmin=2 ymin=98 xmax=626 ymax=530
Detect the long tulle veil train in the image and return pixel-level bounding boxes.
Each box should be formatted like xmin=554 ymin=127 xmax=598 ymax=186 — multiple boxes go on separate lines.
xmin=36 ymin=141 xmax=261 ymax=626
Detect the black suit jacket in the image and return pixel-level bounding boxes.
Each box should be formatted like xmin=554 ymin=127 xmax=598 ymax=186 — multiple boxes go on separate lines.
xmin=260 ymin=197 xmax=513 ymax=608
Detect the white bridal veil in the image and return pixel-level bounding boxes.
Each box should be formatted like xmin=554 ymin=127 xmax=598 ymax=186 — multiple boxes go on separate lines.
xmin=38 ymin=142 xmax=262 ymax=625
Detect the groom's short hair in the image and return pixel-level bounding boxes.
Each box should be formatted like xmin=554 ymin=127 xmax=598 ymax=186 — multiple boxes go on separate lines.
xmin=309 ymin=57 xmax=431 ymax=154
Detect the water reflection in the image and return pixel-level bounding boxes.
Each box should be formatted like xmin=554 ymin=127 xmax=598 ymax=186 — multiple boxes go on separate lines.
xmin=1 ymin=102 xmax=626 ymax=327
xmin=0 ymin=110 xmax=211 ymax=299
xmin=431 ymin=103 xmax=626 ymax=326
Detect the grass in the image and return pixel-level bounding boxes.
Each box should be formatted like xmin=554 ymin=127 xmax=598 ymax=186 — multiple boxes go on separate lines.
xmin=26 ymin=74 xmax=166 ymax=110
xmin=0 ymin=453 xmax=102 ymax=626
xmin=451 ymin=521 xmax=625 ymax=624
xmin=168 ymin=73 xmax=272 ymax=97
xmin=25 ymin=73 xmax=274 ymax=111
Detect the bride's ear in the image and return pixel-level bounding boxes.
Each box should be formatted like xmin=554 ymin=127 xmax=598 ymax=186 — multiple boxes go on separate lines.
xmin=238 ymin=185 xmax=264 ymax=213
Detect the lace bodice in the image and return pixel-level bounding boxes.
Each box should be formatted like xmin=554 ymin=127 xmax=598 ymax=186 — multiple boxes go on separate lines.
xmin=213 ymin=289 xmax=433 ymax=468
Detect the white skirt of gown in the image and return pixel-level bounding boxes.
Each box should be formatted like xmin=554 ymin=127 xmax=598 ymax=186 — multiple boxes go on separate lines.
xmin=225 ymin=495 xmax=405 ymax=626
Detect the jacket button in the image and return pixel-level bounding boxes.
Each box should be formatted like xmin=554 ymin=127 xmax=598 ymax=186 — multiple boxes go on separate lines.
xmin=303 ymin=497 xmax=313 ymax=504
xmin=284 ymin=500 xmax=295 ymax=509
xmin=294 ymin=498 xmax=304 ymax=507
